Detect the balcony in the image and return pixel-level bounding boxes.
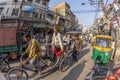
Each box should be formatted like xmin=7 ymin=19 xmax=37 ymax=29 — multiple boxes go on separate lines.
xmin=1 ymin=15 xmax=19 ymax=20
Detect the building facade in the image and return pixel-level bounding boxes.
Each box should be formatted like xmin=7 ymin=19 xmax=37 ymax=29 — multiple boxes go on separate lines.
xmin=0 ymin=0 xmax=50 ymax=36
xmin=52 ymin=2 xmax=78 ymax=32
xmin=0 ymin=0 xmax=51 ymax=52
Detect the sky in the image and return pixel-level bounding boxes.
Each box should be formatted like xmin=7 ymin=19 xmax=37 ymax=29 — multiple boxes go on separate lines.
xmin=49 ymin=0 xmax=114 ymax=27
xmin=0 ymin=0 xmax=114 ymax=27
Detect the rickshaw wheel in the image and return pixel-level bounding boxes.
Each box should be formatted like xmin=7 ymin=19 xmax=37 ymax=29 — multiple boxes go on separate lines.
xmin=59 ymin=57 xmax=71 ymax=72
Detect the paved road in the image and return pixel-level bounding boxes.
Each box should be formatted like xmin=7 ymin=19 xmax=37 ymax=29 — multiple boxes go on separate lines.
xmin=2 ymin=42 xmax=119 ymax=80
xmin=30 ymin=43 xmax=94 ymax=80
xmin=3 ymin=42 xmax=94 ymax=80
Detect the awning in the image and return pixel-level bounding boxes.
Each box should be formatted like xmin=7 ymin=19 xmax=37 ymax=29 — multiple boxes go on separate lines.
xmin=33 ymin=24 xmax=46 ymax=28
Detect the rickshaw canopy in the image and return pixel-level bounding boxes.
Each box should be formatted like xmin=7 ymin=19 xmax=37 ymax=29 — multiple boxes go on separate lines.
xmin=95 ymin=35 xmax=112 ymax=40
xmin=92 ymin=35 xmax=112 ymax=64
xmin=66 ymin=31 xmax=81 ymax=35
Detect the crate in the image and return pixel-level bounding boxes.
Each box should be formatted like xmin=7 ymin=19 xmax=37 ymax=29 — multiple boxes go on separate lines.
xmin=0 ymin=45 xmax=18 ymax=53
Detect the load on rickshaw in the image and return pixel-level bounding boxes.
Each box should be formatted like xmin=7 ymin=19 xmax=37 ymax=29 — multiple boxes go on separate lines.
xmin=92 ymin=35 xmax=112 ymax=64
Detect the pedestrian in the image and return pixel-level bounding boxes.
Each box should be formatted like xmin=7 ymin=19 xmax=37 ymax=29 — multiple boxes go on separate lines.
xmin=70 ymin=34 xmax=82 ymax=62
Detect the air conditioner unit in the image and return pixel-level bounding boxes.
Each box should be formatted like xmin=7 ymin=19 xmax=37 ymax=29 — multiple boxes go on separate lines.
xmin=14 ymin=0 xmax=18 ymax=2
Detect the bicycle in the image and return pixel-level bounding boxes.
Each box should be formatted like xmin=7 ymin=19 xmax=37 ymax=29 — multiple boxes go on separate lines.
xmin=7 ymin=47 xmax=72 ymax=80
xmin=59 ymin=49 xmax=72 ymax=72
xmin=47 ymin=44 xmax=72 ymax=72
xmin=0 ymin=54 xmax=10 ymax=72
xmin=7 ymin=57 xmax=42 ymax=80
xmin=103 ymin=66 xmax=120 ymax=80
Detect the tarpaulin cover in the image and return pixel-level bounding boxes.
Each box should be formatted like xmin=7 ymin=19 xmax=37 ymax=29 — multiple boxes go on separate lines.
xmin=0 ymin=27 xmax=17 ymax=46
xmin=22 ymin=5 xmax=35 ymax=12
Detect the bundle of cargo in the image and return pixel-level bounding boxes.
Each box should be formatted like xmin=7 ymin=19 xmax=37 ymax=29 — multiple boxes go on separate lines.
xmin=0 ymin=27 xmax=18 ymax=59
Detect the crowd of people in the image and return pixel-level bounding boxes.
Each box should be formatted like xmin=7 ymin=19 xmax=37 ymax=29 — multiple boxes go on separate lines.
xmin=20 ymin=26 xmax=84 ymax=74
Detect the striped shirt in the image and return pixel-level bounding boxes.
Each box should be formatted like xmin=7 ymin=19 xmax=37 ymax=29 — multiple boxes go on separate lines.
xmin=25 ymin=39 xmax=42 ymax=58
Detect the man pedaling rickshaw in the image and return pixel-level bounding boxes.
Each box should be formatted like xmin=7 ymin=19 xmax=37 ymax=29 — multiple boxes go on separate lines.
xmin=20 ymin=33 xmax=50 ymax=74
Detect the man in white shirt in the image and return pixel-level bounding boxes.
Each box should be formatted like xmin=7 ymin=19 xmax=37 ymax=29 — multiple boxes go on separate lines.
xmin=63 ymin=33 xmax=70 ymax=46
xmin=51 ymin=27 xmax=64 ymax=58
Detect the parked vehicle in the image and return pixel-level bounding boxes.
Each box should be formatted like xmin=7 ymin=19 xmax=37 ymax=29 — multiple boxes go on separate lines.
xmin=92 ymin=35 xmax=112 ymax=64
xmin=103 ymin=66 xmax=120 ymax=80
xmin=86 ymin=65 xmax=120 ymax=80
xmin=85 ymin=62 xmax=108 ymax=80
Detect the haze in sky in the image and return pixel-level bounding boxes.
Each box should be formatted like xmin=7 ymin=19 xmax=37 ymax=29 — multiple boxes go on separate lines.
xmin=49 ymin=0 xmax=114 ymax=27
xmin=0 ymin=0 xmax=114 ymax=26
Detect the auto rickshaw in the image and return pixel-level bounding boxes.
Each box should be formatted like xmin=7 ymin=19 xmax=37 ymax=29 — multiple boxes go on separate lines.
xmin=92 ymin=35 xmax=112 ymax=64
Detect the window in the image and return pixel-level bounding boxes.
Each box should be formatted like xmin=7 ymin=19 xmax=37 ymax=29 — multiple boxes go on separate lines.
xmin=42 ymin=2 xmax=47 ymax=6
xmin=43 ymin=14 xmax=45 ymax=20
xmin=24 ymin=11 xmax=30 ymax=18
xmin=11 ymin=8 xmax=19 ymax=16
xmin=6 ymin=8 xmax=9 ymax=13
xmin=27 ymin=0 xmax=33 ymax=2
xmin=0 ymin=7 xmax=4 ymax=14
xmin=96 ymin=38 xmax=110 ymax=48
xmin=35 ymin=0 xmax=40 ymax=3
xmin=39 ymin=14 xmax=42 ymax=19
xmin=33 ymin=12 xmax=38 ymax=18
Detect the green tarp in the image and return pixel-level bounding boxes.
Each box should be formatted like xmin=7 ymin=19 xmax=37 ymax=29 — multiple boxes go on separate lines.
xmin=33 ymin=24 xmax=46 ymax=28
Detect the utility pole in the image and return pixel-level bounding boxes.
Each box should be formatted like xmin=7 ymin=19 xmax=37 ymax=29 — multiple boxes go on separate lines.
xmin=100 ymin=0 xmax=108 ymax=19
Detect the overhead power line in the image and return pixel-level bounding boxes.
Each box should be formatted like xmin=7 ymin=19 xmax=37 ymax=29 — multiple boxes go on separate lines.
xmin=72 ymin=9 xmax=102 ymax=13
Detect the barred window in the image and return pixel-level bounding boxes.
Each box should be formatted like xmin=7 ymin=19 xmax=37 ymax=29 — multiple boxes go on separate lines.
xmin=35 ymin=0 xmax=40 ymax=3
xmin=11 ymin=8 xmax=19 ymax=16
xmin=27 ymin=0 xmax=33 ymax=2
xmin=0 ymin=8 xmax=4 ymax=13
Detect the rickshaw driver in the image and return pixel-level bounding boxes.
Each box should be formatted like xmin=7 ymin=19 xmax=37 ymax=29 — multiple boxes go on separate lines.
xmin=20 ymin=33 xmax=44 ymax=74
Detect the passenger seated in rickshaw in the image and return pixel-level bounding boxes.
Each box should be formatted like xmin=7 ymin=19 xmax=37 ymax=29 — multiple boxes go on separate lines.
xmin=51 ymin=26 xmax=64 ymax=65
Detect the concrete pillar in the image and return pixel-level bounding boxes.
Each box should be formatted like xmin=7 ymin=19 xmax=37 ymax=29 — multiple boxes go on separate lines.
xmin=114 ymin=27 xmax=120 ymax=62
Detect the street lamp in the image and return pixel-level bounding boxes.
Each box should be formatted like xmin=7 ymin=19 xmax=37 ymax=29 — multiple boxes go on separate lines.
xmin=81 ymin=1 xmax=103 ymax=9
xmin=81 ymin=2 xmax=91 ymax=5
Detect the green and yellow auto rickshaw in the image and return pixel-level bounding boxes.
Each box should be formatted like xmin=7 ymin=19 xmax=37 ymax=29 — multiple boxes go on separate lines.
xmin=92 ymin=35 xmax=112 ymax=64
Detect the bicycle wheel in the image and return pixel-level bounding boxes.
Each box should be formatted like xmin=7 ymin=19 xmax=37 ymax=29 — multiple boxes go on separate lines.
xmin=7 ymin=68 xmax=28 ymax=80
xmin=59 ymin=57 xmax=71 ymax=72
